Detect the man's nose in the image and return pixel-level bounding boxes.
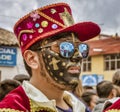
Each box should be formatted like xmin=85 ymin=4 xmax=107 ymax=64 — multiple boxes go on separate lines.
xmin=70 ymin=48 xmax=82 ymax=62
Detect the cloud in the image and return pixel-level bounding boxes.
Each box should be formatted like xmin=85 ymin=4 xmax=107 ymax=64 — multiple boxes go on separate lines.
xmin=0 ymin=0 xmax=120 ymax=35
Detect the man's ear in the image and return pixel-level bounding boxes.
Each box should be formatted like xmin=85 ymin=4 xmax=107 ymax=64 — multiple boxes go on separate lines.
xmin=108 ymin=89 xmax=116 ymax=99
xmin=23 ymin=50 xmax=39 ymax=69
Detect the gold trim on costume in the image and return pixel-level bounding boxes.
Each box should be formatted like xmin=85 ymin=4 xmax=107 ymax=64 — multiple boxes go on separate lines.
xmin=30 ymin=99 xmax=57 ymax=112
xmin=18 ymin=29 xmax=34 ymax=43
xmin=63 ymin=93 xmax=73 ymax=108
xmin=106 ymin=109 xmax=120 ymax=112
xmin=59 ymin=8 xmax=74 ymax=27
xmin=37 ymin=11 xmax=66 ymax=28
xmin=0 ymin=108 xmax=23 ymax=112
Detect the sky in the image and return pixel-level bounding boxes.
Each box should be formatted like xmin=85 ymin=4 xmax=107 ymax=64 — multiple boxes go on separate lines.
xmin=0 ymin=0 xmax=120 ymax=36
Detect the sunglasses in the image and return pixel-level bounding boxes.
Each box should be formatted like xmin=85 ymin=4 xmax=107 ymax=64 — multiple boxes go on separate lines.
xmin=38 ymin=41 xmax=89 ymax=59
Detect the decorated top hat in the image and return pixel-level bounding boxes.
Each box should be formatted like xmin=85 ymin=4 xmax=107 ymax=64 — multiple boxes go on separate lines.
xmin=14 ymin=2 xmax=101 ymax=54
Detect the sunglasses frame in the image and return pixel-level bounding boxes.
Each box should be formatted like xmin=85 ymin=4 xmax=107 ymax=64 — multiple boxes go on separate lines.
xmin=59 ymin=41 xmax=89 ymax=59
xmin=37 ymin=41 xmax=89 ymax=59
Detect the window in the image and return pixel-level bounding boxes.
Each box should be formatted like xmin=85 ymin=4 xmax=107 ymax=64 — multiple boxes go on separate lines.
xmin=104 ymin=53 xmax=120 ymax=70
xmin=82 ymin=57 xmax=91 ymax=72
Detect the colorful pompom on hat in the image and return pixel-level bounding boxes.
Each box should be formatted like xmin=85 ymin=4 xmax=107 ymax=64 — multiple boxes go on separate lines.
xmin=14 ymin=2 xmax=101 ymax=54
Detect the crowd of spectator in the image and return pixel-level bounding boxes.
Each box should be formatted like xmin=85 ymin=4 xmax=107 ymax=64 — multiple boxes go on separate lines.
xmin=0 ymin=70 xmax=120 ymax=112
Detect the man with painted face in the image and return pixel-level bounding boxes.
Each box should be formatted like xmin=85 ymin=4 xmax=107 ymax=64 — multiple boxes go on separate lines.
xmin=0 ymin=2 xmax=100 ymax=112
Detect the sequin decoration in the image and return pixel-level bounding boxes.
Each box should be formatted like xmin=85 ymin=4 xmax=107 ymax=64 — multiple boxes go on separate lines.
xmin=29 ymin=35 xmax=33 ymax=39
xmin=38 ymin=28 xmax=43 ymax=33
xmin=59 ymin=8 xmax=74 ymax=26
xmin=17 ymin=27 xmax=22 ymax=32
xmin=30 ymin=11 xmax=40 ymax=21
xmin=62 ymin=62 xmax=66 ymax=66
xmin=41 ymin=21 xmax=48 ymax=28
xmin=59 ymin=72 xmax=63 ymax=76
xmin=27 ymin=22 xmax=34 ymax=28
xmin=22 ymin=34 xmax=28 ymax=41
xmin=35 ymin=23 xmax=40 ymax=28
xmin=51 ymin=8 xmax=56 ymax=14
xmin=52 ymin=24 xmax=58 ymax=29
xmin=21 ymin=42 xmax=23 ymax=46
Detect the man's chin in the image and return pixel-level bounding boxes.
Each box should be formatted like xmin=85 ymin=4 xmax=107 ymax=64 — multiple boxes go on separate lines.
xmin=55 ymin=80 xmax=79 ymax=91
xmin=68 ymin=72 xmax=80 ymax=79
xmin=65 ymin=79 xmax=79 ymax=90
xmin=65 ymin=83 xmax=78 ymax=91
xmin=69 ymin=79 xmax=79 ymax=85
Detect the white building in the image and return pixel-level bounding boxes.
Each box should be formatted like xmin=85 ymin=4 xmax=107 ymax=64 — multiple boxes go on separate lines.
xmin=0 ymin=28 xmax=28 ymax=81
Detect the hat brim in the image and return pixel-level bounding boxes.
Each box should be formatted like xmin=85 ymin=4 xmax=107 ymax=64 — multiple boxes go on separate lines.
xmin=63 ymin=22 xmax=101 ymax=41
xmin=41 ymin=21 xmax=100 ymax=41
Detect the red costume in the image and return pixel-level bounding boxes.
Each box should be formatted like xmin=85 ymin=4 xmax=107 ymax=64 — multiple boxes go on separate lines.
xmin=0 ymin=86 xmax=30 ymax=112
xmin=104 ymin=98 xmax=120 ymax=112
xmin=0 ymin=81 xmax=85 ymax=112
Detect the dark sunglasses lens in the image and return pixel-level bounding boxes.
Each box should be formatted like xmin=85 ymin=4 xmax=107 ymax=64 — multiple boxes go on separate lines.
xmin=60 ymin=42 xmax=74 ymax=58
xmin=78 ymin=44 xmax=89 ymax=58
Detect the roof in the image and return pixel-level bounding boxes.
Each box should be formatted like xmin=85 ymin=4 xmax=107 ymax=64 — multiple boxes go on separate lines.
xmin=0 ymin=28 xmax=19 ymax=46
xmin=85 ymin=37 xmax=120 ymax=56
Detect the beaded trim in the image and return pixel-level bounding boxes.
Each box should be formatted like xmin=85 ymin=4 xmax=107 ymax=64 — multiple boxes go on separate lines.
xmin=106 ymin=109 xmax=120 ymax=112
xmin=0 ymin=108 xmax=23 ymax=112
xmin=30 ymin=99 xmax=57 ymax=112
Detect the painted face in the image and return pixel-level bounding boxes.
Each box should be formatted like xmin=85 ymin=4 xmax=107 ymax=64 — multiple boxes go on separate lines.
xmin=41 ymin=34 xmax=84 ymax=89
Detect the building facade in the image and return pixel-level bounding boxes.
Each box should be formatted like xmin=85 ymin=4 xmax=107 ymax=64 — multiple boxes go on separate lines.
xmin=0 ymin=28 xmax=28 ymax=81
xmin=81 ymin=34 xmax=120 ymax=86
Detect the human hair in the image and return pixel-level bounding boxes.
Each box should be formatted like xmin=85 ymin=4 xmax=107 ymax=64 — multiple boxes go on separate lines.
xmin=112 ymin=70 xmax=120 ymax=86
xmin=72 ymin=79 xmax=83 ymax=98
xmin=0 ymin=79 xmax=20 ymax=100
xmin=96 ymin=80 xmax=114 ymax=98
xmin=81 ymin=90 xmax=97 ymax=106
xmin=24 ymin=32 xmax=78 ymax=77
xmin=83 ymin=85 xmax=94 ymax=92
xmin=13 ymin=74 xmax=30 ymax=84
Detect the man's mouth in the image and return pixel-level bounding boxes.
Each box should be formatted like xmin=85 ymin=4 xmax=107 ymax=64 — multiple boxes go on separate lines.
xmin=67 ymin=66 xmax=80 ymax=74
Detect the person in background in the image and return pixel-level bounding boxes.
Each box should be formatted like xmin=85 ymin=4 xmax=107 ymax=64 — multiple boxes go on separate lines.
xmin=13 ymin=74 xmax=30 ymax=84
xmin=103 ymin=70 xmax=120 ymax=112
xmin=112 ymin=70 xmax=120 ymax=87
xmin=93 ymin=80 xmax=117 ymax=112
xmin=113 ymin=84 xmax=120 ymax=97
xmin=0 ymin=2 xmax=100 ymax=111
xmin=81 ymin=90 xmax=99 ymax=112
xmin=83 ymin=85 xmax=94 ymax=93
xmin=72 ymin=81 xmax=98 ymax=112
xmin=112 ymin=70 xmax=120 ymax=97
xmin=0 ymin=79 xmax=20 ymax=101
